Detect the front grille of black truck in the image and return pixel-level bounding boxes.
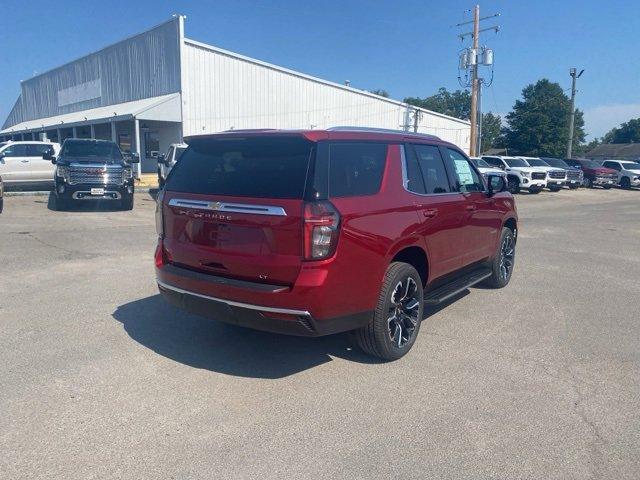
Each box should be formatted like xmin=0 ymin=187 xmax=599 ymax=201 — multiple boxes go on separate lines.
xmin=68 ymin=166 xmax=125 ymax=186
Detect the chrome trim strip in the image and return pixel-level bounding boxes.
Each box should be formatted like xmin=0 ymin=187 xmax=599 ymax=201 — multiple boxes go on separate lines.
xmin=168 ymin=198 xmax=287 ymax=216
xmin=157 ymin=280 xmax=311 ymax=317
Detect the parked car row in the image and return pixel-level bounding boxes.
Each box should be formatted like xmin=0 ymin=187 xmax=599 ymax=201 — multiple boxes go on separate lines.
xmin=472 ymin=155 xmax=640 ymax=194
xmin=0 ymin=138 xmax=139 ymax=210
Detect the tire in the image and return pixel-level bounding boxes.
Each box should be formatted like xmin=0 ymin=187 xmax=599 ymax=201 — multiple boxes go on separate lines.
xmin=353 ymin=262 xmax=424 ymax=361
xmin=120 ymin=194 xmax=134 ymax=211
xmin=507 ymin=177 xmax=520 ymax=194
xmin=549 ymin=186 xmax=561 ymax=192
xmin=482 ymin=227 xmax=516 ymax=289
xmin=584 ymin=177 xmax=594 ymax=188
xmin=568 ymin=184 xmax=580 ymax=190
xmin=620 ymin=177 xmax=631 ymax=189
xmin=529 ymin=187 xmax=541 ymax=194
xmin=603 ymin=185 xmax=612 ymax=190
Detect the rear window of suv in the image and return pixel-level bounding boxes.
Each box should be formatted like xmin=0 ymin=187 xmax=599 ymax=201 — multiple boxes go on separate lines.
xmin=166 ymin=137 xmax=314 ymax=199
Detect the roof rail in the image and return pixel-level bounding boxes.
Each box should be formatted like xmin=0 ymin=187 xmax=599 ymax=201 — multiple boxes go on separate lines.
xmin=327 ymin=126 xmax=440 ymax=140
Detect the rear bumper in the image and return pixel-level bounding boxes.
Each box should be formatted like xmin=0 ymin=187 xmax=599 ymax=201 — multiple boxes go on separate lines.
xmin=157 ymin=279 xmax=371 ymax=336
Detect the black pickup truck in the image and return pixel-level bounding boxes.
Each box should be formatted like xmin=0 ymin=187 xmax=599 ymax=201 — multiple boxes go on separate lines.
xmin=45 ymin=139 xmax=139 ymax=210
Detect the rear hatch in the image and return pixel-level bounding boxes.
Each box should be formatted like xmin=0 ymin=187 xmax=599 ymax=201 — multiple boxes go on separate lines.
xmin=161 ymin=135 xmax=315 ymax=286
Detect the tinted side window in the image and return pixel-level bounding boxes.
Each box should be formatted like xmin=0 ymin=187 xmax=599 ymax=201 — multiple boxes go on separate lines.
xmin=446 ymin=148 xmax=484 ymax=193
xmin=402 ymin=145 xmax=426 ymax=194
xmin=27 ymin=144 xmax=52 ymax=156
xmin=328 ymin=143 xmax=387 ymax=197
xmin=412 ymin=144 xmax=450 ymax=194
xmin=2 ymin=144 xmax=28 ymax=157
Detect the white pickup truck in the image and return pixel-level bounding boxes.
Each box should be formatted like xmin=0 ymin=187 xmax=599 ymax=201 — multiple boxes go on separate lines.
xmin=157 ymin=143 xmax=188 ymax=188
xmin=481 ymin=156 xmax=548 ymax=194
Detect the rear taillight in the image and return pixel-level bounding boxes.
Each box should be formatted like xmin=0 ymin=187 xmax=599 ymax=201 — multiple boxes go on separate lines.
xmin=154 ymin=240 xmax=166 ymax=268
xmin=155 ymin=189 xmax=165 ymax=238
xmin=303 ymin=201 xmax=340 ymax=260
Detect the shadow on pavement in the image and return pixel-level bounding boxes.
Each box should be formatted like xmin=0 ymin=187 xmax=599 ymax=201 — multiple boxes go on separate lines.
xmin=113 ymin=294 xmax=383 ymax=379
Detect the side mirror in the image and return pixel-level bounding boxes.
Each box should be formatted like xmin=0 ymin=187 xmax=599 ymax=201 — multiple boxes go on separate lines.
xmin=130 ymin=153 xmax=140 ymax=164
xmin=157 ymin=153 xmax=166 ymax=164
xmin=43 ymin=149 xmax=56 ymax=163
xmin=487 ymin=174 xmax=507 ymax=196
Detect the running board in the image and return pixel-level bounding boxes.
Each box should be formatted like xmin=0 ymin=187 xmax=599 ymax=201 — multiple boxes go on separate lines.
xmin=423 ymin=268 xmax=492 ymax=305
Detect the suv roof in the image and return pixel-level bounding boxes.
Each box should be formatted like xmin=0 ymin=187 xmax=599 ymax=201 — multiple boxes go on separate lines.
xmin=185 ymin=127 xmax=453 ymax=148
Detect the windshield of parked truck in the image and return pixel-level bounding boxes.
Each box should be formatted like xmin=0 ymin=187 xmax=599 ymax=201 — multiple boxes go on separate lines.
xmin=524 ymin=158 xmax=550 ymax=167
xmin=580 ymin=160 xmax=603 ymax=169
xmin=504 ymin=158 xmax=528 ymax=168
xmin=471 ymin=157 xmax=491 ymax=168
xmin=61 ymin=140 xmax=122 ymax=161
xmin=542 ymin=158 xmax=569 ymax=168
xmin=621 ymin=162 xmax=640 ymax=170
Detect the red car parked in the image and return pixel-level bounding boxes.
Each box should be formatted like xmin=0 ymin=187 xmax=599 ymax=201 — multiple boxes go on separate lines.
xmin=155 ymin=128 xmax=518 ymax=360
xmin=564 ymin=158 xmax=618 ymax=189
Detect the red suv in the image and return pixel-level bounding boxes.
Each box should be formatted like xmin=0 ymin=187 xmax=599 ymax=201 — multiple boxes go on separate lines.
xmin=154 ymin=128 xmax=518 ymax=360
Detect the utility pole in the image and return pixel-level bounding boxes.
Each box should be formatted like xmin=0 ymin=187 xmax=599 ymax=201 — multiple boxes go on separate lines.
xmin=566 ymin=68 xmax=584 ymax=159
xmin=469 ymin=5 xmax=480 ymax=156
xmin=456 ymin=6 xmax=499 ymax=156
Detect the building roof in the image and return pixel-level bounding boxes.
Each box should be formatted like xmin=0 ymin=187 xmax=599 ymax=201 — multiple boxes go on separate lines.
xmin=0 ymin=93 xmax=181 ymax=135
xmin=585 ymin=143 xmax=640 ymax=159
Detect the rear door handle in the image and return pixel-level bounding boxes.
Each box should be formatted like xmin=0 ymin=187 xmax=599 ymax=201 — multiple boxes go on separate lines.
xmin=466 ymin=205 xmax=477 ymax=212
xmin=423 ymin=208 xmax=438 ymax=218
xmin=20 ymin=160 xmax=29 ymax=163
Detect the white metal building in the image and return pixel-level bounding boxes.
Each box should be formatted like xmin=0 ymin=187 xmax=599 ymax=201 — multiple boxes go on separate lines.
xmin=1 ymin=16 xmax=471 ymax=175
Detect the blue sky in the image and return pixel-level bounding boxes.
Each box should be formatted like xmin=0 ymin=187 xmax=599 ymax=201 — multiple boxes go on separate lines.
xmin=1 ymin=0 xmax=638 ymax=139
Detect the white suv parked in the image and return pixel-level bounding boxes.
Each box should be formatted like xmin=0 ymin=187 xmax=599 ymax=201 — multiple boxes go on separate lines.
xmin=0 ymin=141 xmax=61 ymax=186
xmin=157 ymin=143 xmax=188 ymax=188
xmin=482 ymin=156 xmax=548 ymax=194
xmin=601 ymin=160 xmax=640 ymax=189
xmin=519 ymin=156 xmax=567 ymax=192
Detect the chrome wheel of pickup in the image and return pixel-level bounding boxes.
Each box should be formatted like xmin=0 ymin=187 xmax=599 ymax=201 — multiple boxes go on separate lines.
xmin=387 ymin=277 xmax=420 ymax=348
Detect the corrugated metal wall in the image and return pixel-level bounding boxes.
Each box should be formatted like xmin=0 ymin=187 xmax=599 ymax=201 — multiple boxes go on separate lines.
xmin=3 ymin=97 xmax=24 ymax=130
xmin=181 ymin=39 xmax=470 ymax=151
xmin=3 ymin=19 xmax=181 ymax=129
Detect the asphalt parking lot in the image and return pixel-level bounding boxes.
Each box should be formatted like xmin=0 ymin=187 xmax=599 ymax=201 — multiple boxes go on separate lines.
xmin=1 ymin=189 xmax=639 ymax=479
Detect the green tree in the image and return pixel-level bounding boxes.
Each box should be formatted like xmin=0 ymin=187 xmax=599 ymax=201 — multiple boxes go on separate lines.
xmin=503 ymin=79 xmax=585 ymax=156
xmin=480 ymin=112 xmax=502 ymax=151
xmin=404 ymin=87 xmax=472 ymax=120
xmin=369 ymin=89 xmax=390 ymax=98
xmin=602 ymin=118 xmax=640 ymax=143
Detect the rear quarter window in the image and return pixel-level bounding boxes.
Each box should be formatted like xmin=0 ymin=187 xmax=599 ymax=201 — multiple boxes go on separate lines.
xmin=327 ymin=143 xmax=387 ymax=197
